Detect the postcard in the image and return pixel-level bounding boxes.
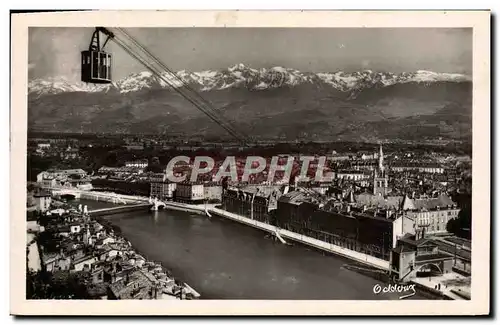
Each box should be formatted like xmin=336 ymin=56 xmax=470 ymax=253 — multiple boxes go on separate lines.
xmin=10 ymin=10 xmax=490 ymax=316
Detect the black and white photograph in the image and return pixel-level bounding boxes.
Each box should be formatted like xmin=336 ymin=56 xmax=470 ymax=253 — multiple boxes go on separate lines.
xmin=10 ymin=10 xmax=490 ymax=316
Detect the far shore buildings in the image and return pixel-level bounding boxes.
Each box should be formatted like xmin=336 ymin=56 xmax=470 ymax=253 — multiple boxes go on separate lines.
xmin=219 ymin=144 xmax=461 ymax=261
xmin=390 ymin=162 xmax=445 ymax=174
xmin=161 ymin=181 xmax=223 ymax=204
xmin=37 ymin=169 xmax=92 ymax=190
xmin=149 ymin=173 xmax=177 ymax=201
xmin=125 ymin=159 xmax=149 ymax=169
xmin=149 ymin=169 xmax=223 ymax=203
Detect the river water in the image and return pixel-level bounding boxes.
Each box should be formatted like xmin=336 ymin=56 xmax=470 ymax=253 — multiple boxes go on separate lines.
xmin=74 ymin=199 xmax=430 ymax=300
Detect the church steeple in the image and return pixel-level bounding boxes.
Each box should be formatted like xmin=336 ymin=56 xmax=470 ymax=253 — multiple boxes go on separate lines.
xmin=373 ymin=143 xmax=388 ymax=196
xmin=378 ymin=143 xmax=385 ymax=174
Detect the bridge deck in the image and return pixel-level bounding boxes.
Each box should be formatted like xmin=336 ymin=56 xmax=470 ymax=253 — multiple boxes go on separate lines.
xmin=88 ymin=204 xmax=151 ymax=216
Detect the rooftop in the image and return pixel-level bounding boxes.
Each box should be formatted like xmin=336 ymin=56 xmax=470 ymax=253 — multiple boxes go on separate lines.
xmin=109 ymin=269 xmax=157 ymax=300
xmin=401 ymin=194 xmax=457 ymax=211
xmin=355 ymin=193 xmax=403 ymax=210
xmin=415 ymin=253 xmax=454 ymax=263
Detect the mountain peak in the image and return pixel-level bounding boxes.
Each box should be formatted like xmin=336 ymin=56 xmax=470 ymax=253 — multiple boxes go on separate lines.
xmin=228 ymin=63 xmax=249 ymax=71
xmin=28 ymin=66 xmax=471 ymax=96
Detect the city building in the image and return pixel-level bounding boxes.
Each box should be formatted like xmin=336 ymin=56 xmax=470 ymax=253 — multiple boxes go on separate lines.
xmin=37 ymin=169 xmax=92 ymax=189
xmin=35 ymin=143 xmax=51 ymax=156
xmin=108 ymin=269 xmax=161 ymax=300
xmin=125 ymin=159 xmax=149 ymax=169
xmin=400 ymin=193 xmax=460 ymax=234
xmin=336 ymin=170 xmax=371 ymax=181
xmin=33 ymin=190 xmax=52 ymax=212
xmin=350 ymin=160 xmax=378 ymax=171
xmin=149 ymin=173 xmax=177 ymax=201
xmin=390 ymin=230 xmax=454 ymax=282
xmin=174 ymin=182 xmax=205 ymax=204
xmin=204 ymin=182 xmax=223 ymax=203
xmin=37 ymin=143 xmax=51 ymax=149
xmin=60 ymin=145 xmax=80 ymax=160
xmin=391 ymin=162 xmax=445 ymax=174
xmin=275 ymin=190 xmax=415 ymax=260
xmin=222 ymin=186 xmax=282 ymax=224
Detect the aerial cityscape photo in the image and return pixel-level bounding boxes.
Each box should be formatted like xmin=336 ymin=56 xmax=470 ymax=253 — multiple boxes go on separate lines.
xmin=25 ymin=27 xmax=472 ymax=301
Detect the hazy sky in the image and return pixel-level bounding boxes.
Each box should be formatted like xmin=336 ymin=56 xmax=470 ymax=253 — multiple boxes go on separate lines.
xmin=29 ymin=27 xmax=472 ymax=81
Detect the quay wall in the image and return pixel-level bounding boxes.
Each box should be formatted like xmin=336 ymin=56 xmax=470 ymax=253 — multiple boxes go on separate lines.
xmin=62 ymin=186 xmax=390 ymax=271
xmin=208 ymin=207 xmax=390 ymax=271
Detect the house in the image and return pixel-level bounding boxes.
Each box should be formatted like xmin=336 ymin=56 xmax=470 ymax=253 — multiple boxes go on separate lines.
xmin=222 ymin=185 xmax=283 ymax=224
xmin=391 ymin=162 xmax=445 ymax=174
xmin=400 ymin=194 xmax=460 ymax=234
xmin=42 ymin=253 xmax=72 ymax=272
xmin=37 ymin=143 xmax=51 ymax=149
xmin=33 ymin=190 xmax=52 ymax=212
xmin=390 ymin=230 xmax=454 ymax=282
xmin=37 ymin=169 xmax=91 ymax=189
xmin=70 ymin=224 xmax=81 ymax=234
xmin=72 ymin=255 xmax=97 ymax=272
xmin=149 ymin=173 xmax=177 ymax=200
xmin=98 ymin=245 xmax=121 ymax=261
xmin=98 ymin=242 xmax=132 ymax=261
xmin=60 ymin=145 xmax=80 ymax=160
xmin=108 ymin=269 xmax=161 ymax=300
xmin=56 ymin=225 xmax=71 ymax=237
xmin=354 ymin=192 xmax=404 ymax=210
xmin=95 ymin=236 xmax=115 ymax=247
xmin=203 ymin=182 xmax=223 ymax=202
xmin=90 ymin=263 xmax=105 ymax=284
xmin=125 ymin=159 xmax=149 ymax=169
xmin=174 ymin=182 xmax=205 ymax=204
xmin=336 ymin=170 xmax=371 ymax=181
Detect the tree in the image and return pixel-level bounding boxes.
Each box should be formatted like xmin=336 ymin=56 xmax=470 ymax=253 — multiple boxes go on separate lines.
xmin=446 ymin=205 xmax=471 ymax=239
xmin=27 ymin=270 xmax=91 ymax=299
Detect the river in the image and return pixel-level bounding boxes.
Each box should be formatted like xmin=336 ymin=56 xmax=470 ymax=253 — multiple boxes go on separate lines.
xmin=74 ymin=199 xmax=431 ymax=300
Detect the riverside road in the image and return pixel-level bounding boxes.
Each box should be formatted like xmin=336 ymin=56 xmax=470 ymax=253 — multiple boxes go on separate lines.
xmin=77 ymin=199 xmax=429 ymax=300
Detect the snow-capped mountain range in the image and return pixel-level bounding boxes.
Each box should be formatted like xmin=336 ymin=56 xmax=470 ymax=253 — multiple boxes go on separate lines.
xmin=28 ymin=63 xmax=471 ymax=97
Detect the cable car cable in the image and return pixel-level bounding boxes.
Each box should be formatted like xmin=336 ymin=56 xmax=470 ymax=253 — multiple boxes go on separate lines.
xmin=114 ymin=28 xmax=250 ymax=144
xmin=113 ymin=37 xmax=242 ymax=142
xmin=116 ymin=28 xmax=250 ymax=144
xmin=111 ymin=32 xmax=246 ymax=144
xmin=111 ymin=36 xmax=247 ymax=143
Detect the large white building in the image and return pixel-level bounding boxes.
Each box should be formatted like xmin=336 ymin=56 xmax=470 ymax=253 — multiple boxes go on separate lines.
xmin=401 ymin=194 xmax=460 ymax=234
xmin=125 ymin=159 xmax=149 ymax=169
xmin=391 ymin=162 xmax=445 ymax=174
xmin=37 ymin=169 xmax=92 ymax=190
xmin=149 ymin=173 xmax=177 ymax=201
xmin=175 ymin=182 xmax=205 ymax=204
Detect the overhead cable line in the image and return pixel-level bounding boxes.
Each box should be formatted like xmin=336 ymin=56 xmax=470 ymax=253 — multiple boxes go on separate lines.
xmin=109 ymin=28 xmax=249 ymax=145
xmin=115 ymin=28 xmax=248 ymax=138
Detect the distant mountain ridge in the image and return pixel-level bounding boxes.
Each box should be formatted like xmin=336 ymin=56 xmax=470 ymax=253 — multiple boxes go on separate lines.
xmin=28 ymin=63 xmax=471 ymax=97
xmin=28 ymin=64 xmax=472 ymax=142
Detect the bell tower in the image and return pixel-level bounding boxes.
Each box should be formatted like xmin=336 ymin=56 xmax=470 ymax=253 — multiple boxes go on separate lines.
xmin=373 ymin=144 xmax=388 ymax=196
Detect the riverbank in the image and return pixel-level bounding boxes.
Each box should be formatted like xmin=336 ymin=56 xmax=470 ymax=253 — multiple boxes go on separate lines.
xmin=91 ymin=214 xmax=201 ymax=299
xmin=149 ymin=201 xmax=389 ymax=270
xmin=82 ymin=196 xmax=456 ymax=300
xmin=156 ymin=203 xmax=455 ymax=300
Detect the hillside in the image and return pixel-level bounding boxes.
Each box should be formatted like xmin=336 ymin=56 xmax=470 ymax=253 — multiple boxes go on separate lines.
xmin=28 ymin=65 xmax=472 ymax=142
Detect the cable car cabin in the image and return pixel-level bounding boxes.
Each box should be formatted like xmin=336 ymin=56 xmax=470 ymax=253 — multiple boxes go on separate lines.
xmin=81 ymin=50 xmax=112 ymax=84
